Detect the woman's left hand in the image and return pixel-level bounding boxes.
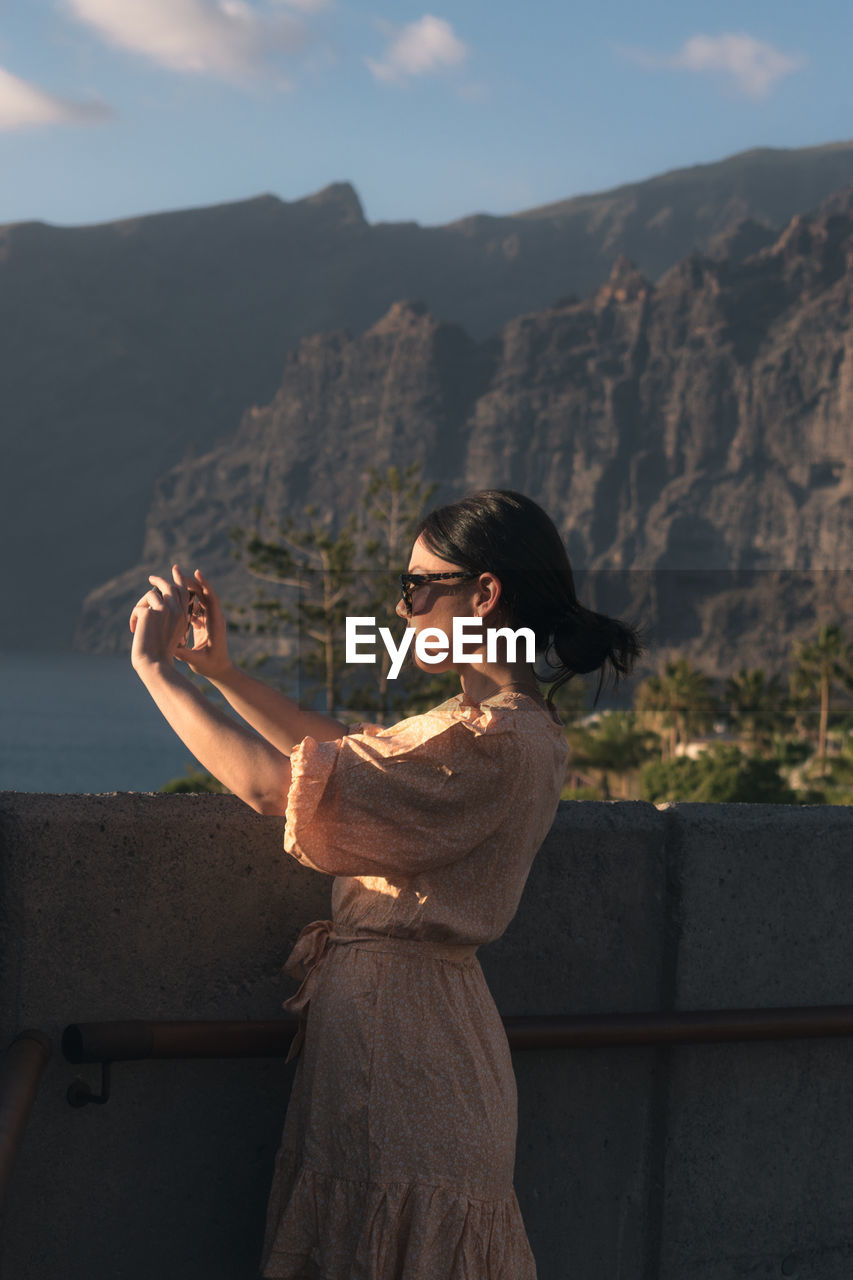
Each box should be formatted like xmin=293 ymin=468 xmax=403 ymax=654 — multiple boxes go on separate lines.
xmin=130 ymin=566 xmax=193 ymax=671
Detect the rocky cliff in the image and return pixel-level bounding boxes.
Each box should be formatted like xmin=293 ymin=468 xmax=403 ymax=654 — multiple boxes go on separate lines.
xmin=78 ymin=192 xmax=853 ymax=679
xmin=5 ymin=141 xmax=853 ymax=649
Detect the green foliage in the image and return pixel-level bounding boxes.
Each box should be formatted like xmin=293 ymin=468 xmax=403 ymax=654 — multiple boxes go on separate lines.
xmin=723 ymin=668 xmax=790 ymax=751
xmin=546 ymin=676 xmax=589 ymax=727
xmin=230 ymin=510 xmax=360 ymax=715
xmin=635 ymin=657 xmax=719 ymax=760
xmin=771 ymin=737 xmax=811 ymax=767
xmin=223 ymin=494 xmax=853 ymax=809
xmin=789 ymin=622 xmax=853 ymax=771
xmin=159 ymin=765 xmax=229 ymax=794
xmin=356 ymin=463 xmax=438 ymax=722
xmin=640 ymin=744 xmax=797 ymax=804
xmin=229 ymin=463 xmax=438 ymax=722
xmin=394 ymin=670 xmax=464 ymax=717
xmin=560 ymin=783 xmax=605 ymax=801
xmin=566 ymin=710 xmax=658 ymax=798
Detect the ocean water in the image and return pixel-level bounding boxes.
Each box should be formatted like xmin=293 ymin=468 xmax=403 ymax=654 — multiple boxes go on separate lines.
xmin=0 ymin=651 xmax=219 ymax=794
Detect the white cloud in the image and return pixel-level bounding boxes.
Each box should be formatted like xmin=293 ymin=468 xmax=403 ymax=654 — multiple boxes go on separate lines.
xmin=64 ymin=0 xmax=310 ymax=84
xmin=618 ymin=31 xmax=806 ymax=99
xmin=0 ymin=65 xmax=112 ymax=130
xmin=366 ymin=14 xmax=467 ymax=87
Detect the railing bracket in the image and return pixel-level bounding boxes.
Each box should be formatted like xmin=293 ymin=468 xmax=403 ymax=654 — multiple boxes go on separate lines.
xmin=66 ymin=1061 xmax=111 ymax=1108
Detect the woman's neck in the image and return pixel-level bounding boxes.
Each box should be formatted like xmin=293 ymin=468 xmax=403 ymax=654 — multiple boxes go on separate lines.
xmin=458 ymin=662 xmax=543 ymax=706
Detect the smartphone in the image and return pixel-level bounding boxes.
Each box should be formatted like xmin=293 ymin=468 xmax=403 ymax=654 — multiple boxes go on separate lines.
xmin=184 ymin=589 xmax=202 ymax=648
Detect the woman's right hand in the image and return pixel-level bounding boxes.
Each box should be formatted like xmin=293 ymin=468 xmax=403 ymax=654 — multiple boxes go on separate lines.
xmin=172 ymin=566 xmax=235 ymax=683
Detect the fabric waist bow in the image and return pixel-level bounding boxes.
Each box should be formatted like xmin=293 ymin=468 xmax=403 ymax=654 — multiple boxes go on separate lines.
xmin=280 ymin=918 xmax=335 ymax=1063
xmin=280 ymin=918 xmax=480 ymax=1063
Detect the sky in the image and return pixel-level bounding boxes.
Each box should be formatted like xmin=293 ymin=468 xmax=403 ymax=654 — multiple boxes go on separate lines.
xmin=0 ymin=0 xmax=851 ymax=229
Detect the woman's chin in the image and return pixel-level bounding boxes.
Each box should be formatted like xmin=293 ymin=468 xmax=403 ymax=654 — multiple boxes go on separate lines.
xmin=413 ymin=657 xmax=453 ymax=675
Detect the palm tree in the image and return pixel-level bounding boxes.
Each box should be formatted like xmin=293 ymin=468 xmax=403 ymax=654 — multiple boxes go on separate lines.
xmin=724 ymin=668 xmax=790 ymax=755
xmin=566 ymin=711 xmax=658 ymax=799
xmin=789 ymin=623 xmax=853 ymax=777
xmin=635 ymin=657 xmax=718 ymax=761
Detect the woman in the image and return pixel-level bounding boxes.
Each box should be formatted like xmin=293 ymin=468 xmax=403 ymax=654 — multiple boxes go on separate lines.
xmin=130 ymin=488 xmax=644 ymax=1279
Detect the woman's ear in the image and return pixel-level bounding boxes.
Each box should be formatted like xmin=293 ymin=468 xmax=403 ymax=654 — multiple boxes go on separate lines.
xmin=475 ymin=573 xmax=503 ymax=619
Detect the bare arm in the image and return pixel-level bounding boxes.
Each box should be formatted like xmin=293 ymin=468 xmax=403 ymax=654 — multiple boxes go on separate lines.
xmin=207 ymin=664 xmax=347 ymax=756
xmin=136 ymin=659 xmax=291 ymax=815
xmin=130 ymin=568 xmax=292 ymax=815
xmin=171 ymin=567 xmax=347 ymax=754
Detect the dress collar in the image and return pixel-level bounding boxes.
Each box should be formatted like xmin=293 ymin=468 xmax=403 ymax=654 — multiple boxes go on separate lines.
xmin=456 ymin=689 xmax=564 ymax=729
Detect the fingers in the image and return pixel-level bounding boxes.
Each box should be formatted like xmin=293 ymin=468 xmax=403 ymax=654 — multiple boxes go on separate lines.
xmin=147 ymin=566 xmax=206 ymax=599
xmin=129 ymin=592 xmax=152 ymax=631
xmin=144 ymin=587 xmax=170 ymax=610
xmin=149 ymin=572 xmax=191 ymax=618
xmin=143 ymin=572 xmax=184 ymax=625
xmin=172 ymin=564 xmax=214 ymax=630
xmin=191 ymin=569 xmax=212 ymax=610
xmin=192 ymin=569 xmax=221 ymax=620
xmin=129 ymin=594 xmax=168 ymax=628
xmin=182 ymin=569 xmax=215 ymax=629
xmin=132 ymin=567 xmax=204 ymax=656
xmin=135 ymin=565 xmax=215 ymax=649
xmin=174 ymin=641 xmax=207 ymax=661
xmin=172 ymin=563 xmax=199 ymax=600
xmin=148 ymin=573 xmax=178 ymax=599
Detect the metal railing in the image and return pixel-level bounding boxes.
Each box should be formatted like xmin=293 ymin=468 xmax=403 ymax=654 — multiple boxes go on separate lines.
xmin=61 ymin=1004 xmax=853 ymax=1106
xmin=0 ymin=1030 xmax=52 ymax=1211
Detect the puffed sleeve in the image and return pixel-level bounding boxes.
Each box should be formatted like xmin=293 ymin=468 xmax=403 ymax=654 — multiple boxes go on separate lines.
xmin=283 ymin=712 xmax=520 ymax=878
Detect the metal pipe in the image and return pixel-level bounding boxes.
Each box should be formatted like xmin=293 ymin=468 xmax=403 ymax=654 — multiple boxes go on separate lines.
xmin=62 ymin=1019 xmax=299 ymax=1063
xmin=502 ymin=1005 xmax=853 ymax=1049
xmin=62 ymin=1005 xmax=853 ymax=1066
xmin=0 ymin=1030 xmax=52 ymax=1210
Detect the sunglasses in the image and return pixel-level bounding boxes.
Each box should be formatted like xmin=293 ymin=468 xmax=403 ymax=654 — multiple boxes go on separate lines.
xmin=398 ymin=571 xmax=480 ymax=616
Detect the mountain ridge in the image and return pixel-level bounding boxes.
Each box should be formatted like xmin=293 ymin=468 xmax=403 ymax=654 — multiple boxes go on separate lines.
xmin=6 ymin=140 xmax=852 ymax=236
xmin=77 ymin=193 xmax=853 ymax=674
xmin=5 ymin=140 xmax=853 ymax=650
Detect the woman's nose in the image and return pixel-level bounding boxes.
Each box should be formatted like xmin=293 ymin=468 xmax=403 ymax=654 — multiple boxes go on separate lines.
xmin=395 ymin=598 xmax=407 ymax=620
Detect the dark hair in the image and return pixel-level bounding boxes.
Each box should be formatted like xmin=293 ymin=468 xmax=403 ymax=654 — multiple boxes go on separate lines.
xmin=413 ymin=489 xmax=647 ymax=709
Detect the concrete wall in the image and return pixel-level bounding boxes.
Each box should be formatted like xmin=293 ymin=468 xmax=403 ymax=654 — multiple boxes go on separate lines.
xmin=1 ymin=794 xmax=852 ymax=1280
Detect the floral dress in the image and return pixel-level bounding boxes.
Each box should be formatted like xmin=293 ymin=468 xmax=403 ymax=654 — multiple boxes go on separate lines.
xmin=259 ymin=689 xmax=569 ymax=1280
